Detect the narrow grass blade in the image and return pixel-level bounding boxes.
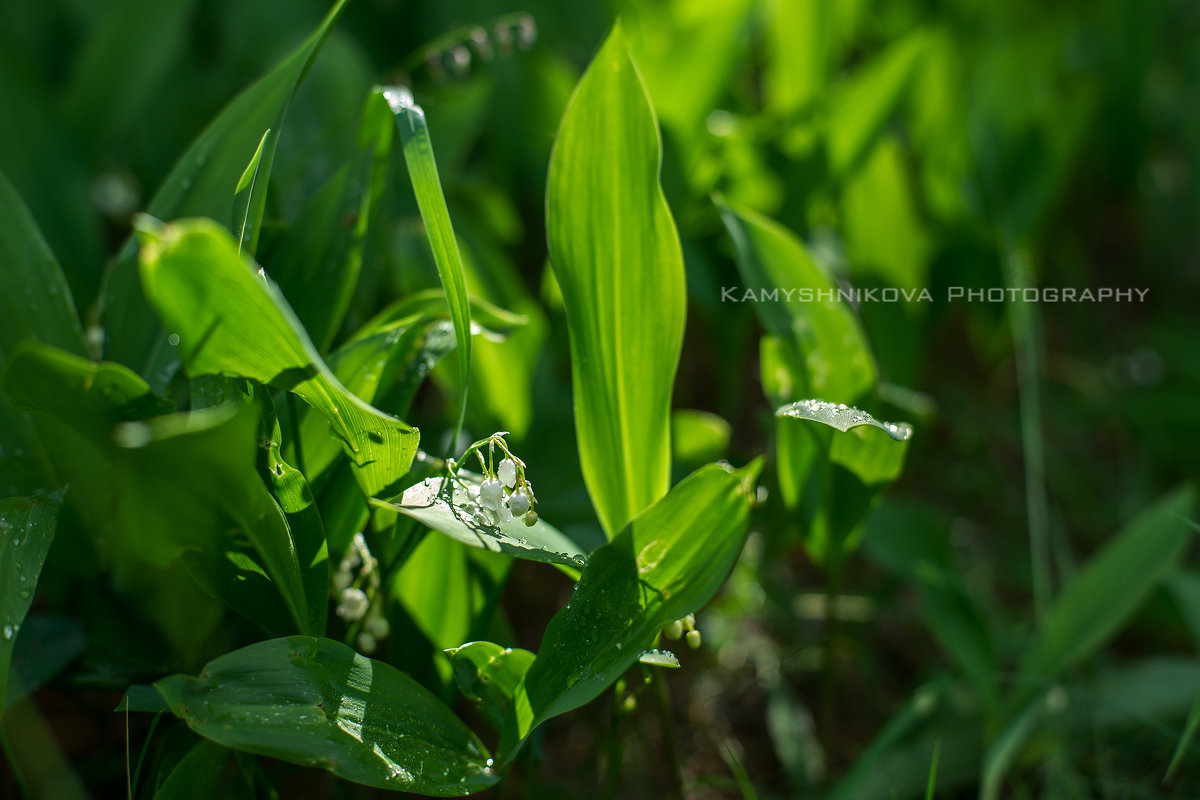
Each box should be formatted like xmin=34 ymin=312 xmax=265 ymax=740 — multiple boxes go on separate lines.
xmin=234 ymin=128 xmax=271 ymax=256
xmin=382 ymin=86 xmax=473 ymax=452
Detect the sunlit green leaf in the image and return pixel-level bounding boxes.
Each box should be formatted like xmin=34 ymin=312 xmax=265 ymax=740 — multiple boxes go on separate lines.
xmin=370 ymin=476 xmax=586 ymax=567
xmin=499 ymin=461 xmax=759 ymax=762
xmin=137 ymin=218 xmax=419 ymax=497
xmin=546 ymin=25 xmax=686 ymax=538
xmin=0 ymin=490 xmax=63 ymax=711
xmin=153 ymin=636 xmax=498 ymax=796
xmin=671 ymin=409 xmax=732 ymax=466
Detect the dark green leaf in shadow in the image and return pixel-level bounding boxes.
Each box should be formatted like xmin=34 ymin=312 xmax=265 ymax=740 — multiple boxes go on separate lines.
xmin=152 ymin=739 xmax=231 ymax=800
xmin=137 ymin=218 xmax=419 ymax=497
xmin=499 ymin=461 xmax=759 ymax=762
xmin=98 ymin=0 xmax=349 ymax=385
xmin=0 ymin=170 xmax=85 ymax=358
xmin=545 ymin=25 xmax=686 ymax=539
xmin=0 ymin=490 xmax=63 ymax=710
xmin=383 ymin=86 xmax=473 ymax=450
xmin=370 ymin=476 xmax=586 ymax=568
xmin=153 ymin=636 xmax=498 ymax=795
xmin=447 ymin=641 xmax=535 ymax=731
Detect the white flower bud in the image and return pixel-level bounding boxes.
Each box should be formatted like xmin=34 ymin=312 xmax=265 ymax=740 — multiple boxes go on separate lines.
xmin=508 ymin=489 xmax=531 ymax=516
xmin=686 ymin=629 xmax=702 ymax=649
xmin=356 ymin=631 xmax=378 ymax=654
xmin=336 ymin=588 xmax=369 ymax=621
xmin=523 ymin=510 xmax=538 ymax=527
xmin=498 ymin=458 xmax=517 ymax=488
xmin=367 ymin=616 xmax=390 ymax=639
xmin=480 ymin=479 xmax=504 ymax=510
xmin=664 ymin=619 xmax=684 ymax=640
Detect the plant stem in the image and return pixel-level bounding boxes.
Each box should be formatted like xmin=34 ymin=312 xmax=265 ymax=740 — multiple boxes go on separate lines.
xmin=819 ymin=564 xmax=843 ymax=744
xmin=651 ymin=672 xmax=684 ymax=800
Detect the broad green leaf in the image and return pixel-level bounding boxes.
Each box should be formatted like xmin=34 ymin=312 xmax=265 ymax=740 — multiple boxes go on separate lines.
xmin=0 ymin=170 xmax=85 ymax=358
xmin=370 ymin=476 xmax=586 ymax=567
xmin=671 ymin=409 xmax=732 ymax=466
xmin=383 ymin=86 xmax=473 ymax=450
xmin=447 ymin=642 xmax=535 ymax=731
xmin=1018 ymin=485 xmax=1196 ymax=683
xmin=3 ymin=344 xmax=315 ymax=635
xmin=763 ymin=0 xmax=832 ymax=117
xmin=98 ymin=0 xmax=349 ymax=385
xmin=271 ymin=91 xmax=395 ymax=352
xmin=717 ymin=197 xmax=875 ymax=404
xmin=153 ymin=636 xmax=498 ymax=796
xmin=774 ymin=398 xmax=912 ymax=569
xmin=0 ymin=490 xmax=63 ymax=710
xmin=499 ymin=461 xmax=759 ymax=762
xmin=546 ymin=25 xmax=686 ymax=538
xmin=137 ymin=218 xmax=419 ymax=497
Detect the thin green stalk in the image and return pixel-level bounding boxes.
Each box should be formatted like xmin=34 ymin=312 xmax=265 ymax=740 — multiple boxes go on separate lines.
xmin=1004 ymin=244 xmax=1052 ymax=622
xmin=651 ymin=672 xmax=684 ymax=800
xmin=819 ymin=564 xmax=843 ymax=743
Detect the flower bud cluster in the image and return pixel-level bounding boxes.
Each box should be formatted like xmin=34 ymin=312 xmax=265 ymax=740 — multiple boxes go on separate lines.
xmin=333 ymin=532 xmax=390 ymax=655
xmin=664 ymin=613 xmax=702 ymax=650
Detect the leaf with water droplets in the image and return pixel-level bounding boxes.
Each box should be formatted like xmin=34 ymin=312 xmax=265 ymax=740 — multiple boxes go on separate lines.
xmin=151 ymin=636 xmax=497 ymax=795
xmin=498 ymin=460 xmax=760 ymax=763
xmin=638 ymin=649 xmax=680 ymax=668
xmin=370 ymin=476 xmax=585 ymax=567
xmin=0 ymin=490 xmax=63 ymax=710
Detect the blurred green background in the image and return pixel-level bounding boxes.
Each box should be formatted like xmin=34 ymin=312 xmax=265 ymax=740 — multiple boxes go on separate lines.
xmin=1 ymin=0 xmax=1199 ymax=797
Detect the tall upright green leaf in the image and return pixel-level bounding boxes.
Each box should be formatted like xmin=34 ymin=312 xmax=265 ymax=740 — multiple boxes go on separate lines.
xmin=98 ymin=0 xmax=349 ymax=386
xmin=137 ymin=218 xmax=419 ymax=497
xmin=546 ymin=25 xmax=686 ymax=538
xmin=153 ymin=636 xmax=498 ymax=796
xmin=382 ymin=86 xmax=473 ymax=450
xmin=0 ymin=490 xmax=63 ymax=710
xmin=499 ymin=461 xmax=759 ymax=762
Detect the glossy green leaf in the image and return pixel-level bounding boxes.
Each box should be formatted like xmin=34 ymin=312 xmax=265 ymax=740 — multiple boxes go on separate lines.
xmin=152 ymin=739 xmax=232 ymax=800
xmin=546 ymin=25 xmax=686 ymax=538
xmin=0 ymin=490 xmax=63 ymax=711
xmin=499 ymin=461 xmax=759 ymax=762
xmin=370 ymin=476 xmax=586 ymax=567
xmin=383 ymin=86 xmax=473 ymax=449
xmin=447 ymin=642 xmax=535 ymax=731
xmin=0 ymin=170 xmax=85 ymax=358
xmin=98 ymin=0 xmax=349 ymax=385
xmin=717 ymin=197 xmax=875 ymax=405
xmin=153 ymin=636 xmax=498 ymax=796
xmin=137 ymin=218 xmax=419 ymax=497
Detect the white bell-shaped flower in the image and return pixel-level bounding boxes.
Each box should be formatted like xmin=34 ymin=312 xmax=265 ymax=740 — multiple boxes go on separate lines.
xmin=336 ymin=587 xmax=369 ymax=621
xmin=498 ymin=458 xmax=518 ymax=488
xmin=508 ymin=489 xmax=531 ymax=516
xmin=479 ymin=479 xmax=504 ymax=510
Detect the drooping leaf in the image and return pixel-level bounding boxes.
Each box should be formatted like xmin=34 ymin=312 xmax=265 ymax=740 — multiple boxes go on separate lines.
xmin=717 ymin=196 xmax=875 ymax=405
xmin=546 ymin=25 xmax=686 ymax=538
xmin=0 ymin=490 xmax=63 ymax=710
xmin=152 ymin=636 xmax=498 ymax=796
xmin=383 ymin=86 xmax=473 ymax=450
xmin=98 ymin=0 xmax=349 ymax=386
xmin=137 ymin=218 xmax=419 ymax=497
xmin=446 ymin=641 xmax=535 ymax=732
xmin=370 ymin=476 xmax=586 ymax=568
xmin=499 ymin=461 xmax=759 ymax=762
